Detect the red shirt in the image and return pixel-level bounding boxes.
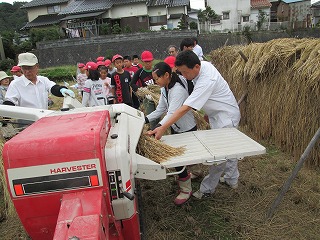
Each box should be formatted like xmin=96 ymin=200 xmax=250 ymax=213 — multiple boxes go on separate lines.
xmin=123 ymin=65 xmax=139 ymax=78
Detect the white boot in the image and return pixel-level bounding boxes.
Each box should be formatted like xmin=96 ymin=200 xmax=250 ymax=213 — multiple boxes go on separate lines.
xmin=174 ymin=174 xmax=192 ymax=205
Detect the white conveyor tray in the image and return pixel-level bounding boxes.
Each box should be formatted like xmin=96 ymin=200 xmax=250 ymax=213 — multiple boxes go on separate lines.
xmin=160 ymin=128 xmax=266 ymax=168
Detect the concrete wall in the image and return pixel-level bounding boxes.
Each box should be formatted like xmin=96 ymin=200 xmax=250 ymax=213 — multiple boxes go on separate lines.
xmin=28 ymin=6 xmax=48 ymax=22
xmin=36 ymin=30 xmax=198 ymax=68
xmin=35 ymin=29 xmax=320 ymax=68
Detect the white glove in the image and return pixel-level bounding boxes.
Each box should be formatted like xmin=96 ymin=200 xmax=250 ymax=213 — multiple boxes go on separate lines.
xmin=145 ymin=94 xmax=152 ymax=100
xmin=60 ymin=88 xmax=75 ymax=98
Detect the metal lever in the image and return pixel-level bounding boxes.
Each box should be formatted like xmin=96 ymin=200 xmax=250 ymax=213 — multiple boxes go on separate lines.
xmin=120 ymin=187 xmax=134 ymax=200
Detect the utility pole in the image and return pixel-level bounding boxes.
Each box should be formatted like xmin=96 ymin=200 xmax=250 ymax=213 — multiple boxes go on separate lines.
xmin=0 ymin=35 xmax=5 ymax=60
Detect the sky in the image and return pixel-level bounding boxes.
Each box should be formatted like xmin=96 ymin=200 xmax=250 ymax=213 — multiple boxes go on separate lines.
xmin=0 ymin=0 xmax=29 ymax=4
xmin=1 ymin=0 xmax=206 ymax=9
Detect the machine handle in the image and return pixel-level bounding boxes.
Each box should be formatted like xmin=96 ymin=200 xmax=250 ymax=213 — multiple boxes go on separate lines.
xmin=120 ymin=187 xmax=135 ymax=200
xmin=122 ymin=191 xmax=135 ymax=201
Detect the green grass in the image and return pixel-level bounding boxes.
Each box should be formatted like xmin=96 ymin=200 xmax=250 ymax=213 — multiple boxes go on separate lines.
xmin=39 ymin=65 xmax=77 ymax=83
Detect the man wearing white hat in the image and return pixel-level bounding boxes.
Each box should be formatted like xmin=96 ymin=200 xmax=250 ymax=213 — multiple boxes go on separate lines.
xmin=4 ymin=52 xmax=75 ymax=109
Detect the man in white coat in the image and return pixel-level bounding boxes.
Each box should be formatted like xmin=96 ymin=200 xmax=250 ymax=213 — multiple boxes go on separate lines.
xmin=4 ymin=52 xmax=75 ymax=109
xmin=147 ymin=50 xmax=241 ymax=198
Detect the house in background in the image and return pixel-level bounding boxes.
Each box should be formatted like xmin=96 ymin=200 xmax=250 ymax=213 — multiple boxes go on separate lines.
xmin=269 ymin=0 xmax=282 ymax=22
xmin=203 ymin=0 xmax=272 ymax=32
xmin=205 ymin=0 xmax=251 ymax=32
xmin=250 ymin=0 xmax=272 ymax=29
xmin=275 ymin=0 xmax=311 ymax=28
xmin=311 ymin=0 xmax=320 ymax=26
xmin=21 ymin=0 xmax=68 ymax=29
xmin=21 ymin=0 xmax=190 ymax=37
xmin=147 ymin=0 xmax=189 ymax=31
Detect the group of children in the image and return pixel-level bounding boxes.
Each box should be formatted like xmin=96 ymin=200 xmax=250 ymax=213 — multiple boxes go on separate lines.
xmin=76 ymin=51 xmax=156 ymax=109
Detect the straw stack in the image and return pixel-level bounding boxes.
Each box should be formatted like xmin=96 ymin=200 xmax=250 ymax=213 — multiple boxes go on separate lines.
xmin=0 ymin=135 xmax=16 ymax=218
xmin=211 ymin=38 xmax=320 ymax=167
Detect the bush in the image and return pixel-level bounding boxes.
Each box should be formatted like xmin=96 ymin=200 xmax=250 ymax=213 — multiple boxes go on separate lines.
xmin=29 ymin=26 xmax=61 ymax=48
xmin=38 ymin=65 xmax=77 ymax=82
xmin=112 ymin=23 xmax=122 ymax=34
xmin=123 ymin=25 xmax=132 ymax=33
xmin=100 ymin=23 xmax=111 ymax=35
xmin=190 ymin=21 xmax=198 ymax=30
xmin=0 ymin=58 xmax=15 ymax=71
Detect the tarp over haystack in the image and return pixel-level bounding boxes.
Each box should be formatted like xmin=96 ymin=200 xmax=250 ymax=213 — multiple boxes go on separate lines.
xmin=211 ymin=38 xmax=320 ymax=167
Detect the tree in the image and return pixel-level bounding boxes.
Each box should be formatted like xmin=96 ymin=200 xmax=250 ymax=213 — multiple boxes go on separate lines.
xmin=0 ymin=2 xmax=28 ymax=32
xmin=189 ymin=21 xmax=198 ymax=30
xmin=197 ymin=6 xmax=219 ymax=32
xmin=257 ymin=10 xmax=267 ymax=31
xmin=177 ymin=14 xmax=188 ymax=30
xmin=197 ymin=6 xmax=219 ymax=24
xmin=1 ymin=31 xmax=15 ymax=59
xmin=29 ymin=26 xmax=60 ymax=48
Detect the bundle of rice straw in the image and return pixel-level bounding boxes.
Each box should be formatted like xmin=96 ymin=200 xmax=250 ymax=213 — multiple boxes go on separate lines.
xmin=137 ymin=133 xmax=185 ymax=163
xmin=193 ymin=110 xmax=210 ymax=130
xmin=135 ymin=85 xmax=161 ymax=105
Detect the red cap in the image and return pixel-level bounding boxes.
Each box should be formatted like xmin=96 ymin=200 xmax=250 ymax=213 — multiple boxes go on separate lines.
xmin=112 ymin=54 xmax=123 ymax=62
xmin=164 ymin=56 xmax=176 ymax=68
xmin=77 ymin=63 xmax=85 ymax=68
xmin=141 ymin=51 xmax=153 ymax=62
xmin=97 ymin=61 xmax=105 ymax=66
xmin=105 ymin=59 xmax=112 ymax=67
xmin=96 ymin=56 xmax=104 ymax=62
xmin=84 ymin=62 xmax=98 ymax=70
xmin=10 ymin=66 xmax=21 ymax=72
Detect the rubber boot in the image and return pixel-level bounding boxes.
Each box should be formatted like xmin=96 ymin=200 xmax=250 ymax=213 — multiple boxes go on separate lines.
xmin=174 ymin=174 xmax=192 ymax=205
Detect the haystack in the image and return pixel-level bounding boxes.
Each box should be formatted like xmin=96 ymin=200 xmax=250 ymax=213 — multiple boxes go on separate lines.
xmin=210 ymin=38 xmax=320 ymax=167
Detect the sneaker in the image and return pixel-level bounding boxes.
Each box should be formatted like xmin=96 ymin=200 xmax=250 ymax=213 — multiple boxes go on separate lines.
xmin=219 ymin=176 xmax=238 ymax=189
xmin=192 ymin=190 xmax=211 ymax=199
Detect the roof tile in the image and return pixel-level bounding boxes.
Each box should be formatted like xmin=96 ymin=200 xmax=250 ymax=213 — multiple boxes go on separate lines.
xmin=251 ymin=0 xmax=272 ymax=9
xmin=22 ymin=0 xmax=69 ymax=8
xmin=59 ymin=0 xmax=112 ymax=15
xmin=21 ymin=14 xmax=65 ymax=29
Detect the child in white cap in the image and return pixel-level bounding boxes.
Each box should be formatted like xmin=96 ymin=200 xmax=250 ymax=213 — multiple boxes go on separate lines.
xmin=0 ymin=71 xmax=12 ymax=104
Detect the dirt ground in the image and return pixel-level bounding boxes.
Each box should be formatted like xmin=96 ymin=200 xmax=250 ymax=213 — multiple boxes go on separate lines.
xmin=0 ymin=94 xmax=319 ymax=239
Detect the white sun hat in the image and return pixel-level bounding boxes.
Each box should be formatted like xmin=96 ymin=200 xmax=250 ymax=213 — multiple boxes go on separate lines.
xmin=17 ymin=52 xmax=38 ymax=66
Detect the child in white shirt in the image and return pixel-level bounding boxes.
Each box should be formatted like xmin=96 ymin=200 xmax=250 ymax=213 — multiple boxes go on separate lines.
xmin=76 ymin=63 xmax=87 ymax=96
xmin=82 ymin=62 xmax=108 ymax=107
xmin=99 ymin=66 xmax=113 ymax=104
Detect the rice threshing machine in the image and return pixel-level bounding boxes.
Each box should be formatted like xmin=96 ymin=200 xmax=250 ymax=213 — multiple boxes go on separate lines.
xmin=0 ymin=97 xmax=266 ymax=240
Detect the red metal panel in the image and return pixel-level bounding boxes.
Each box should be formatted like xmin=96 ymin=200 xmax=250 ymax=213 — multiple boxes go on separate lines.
xmin=54 ymin=189 xmax=109 ymax=240
xmin=2 ymin=111 xmax=114 ymax=239
xmin=4 ymin=110 xmax=110 ymax=168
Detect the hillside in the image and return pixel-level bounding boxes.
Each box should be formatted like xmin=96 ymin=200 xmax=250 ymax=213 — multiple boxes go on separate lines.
xmin=0 ymin=2 xmax=28 ymax=32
